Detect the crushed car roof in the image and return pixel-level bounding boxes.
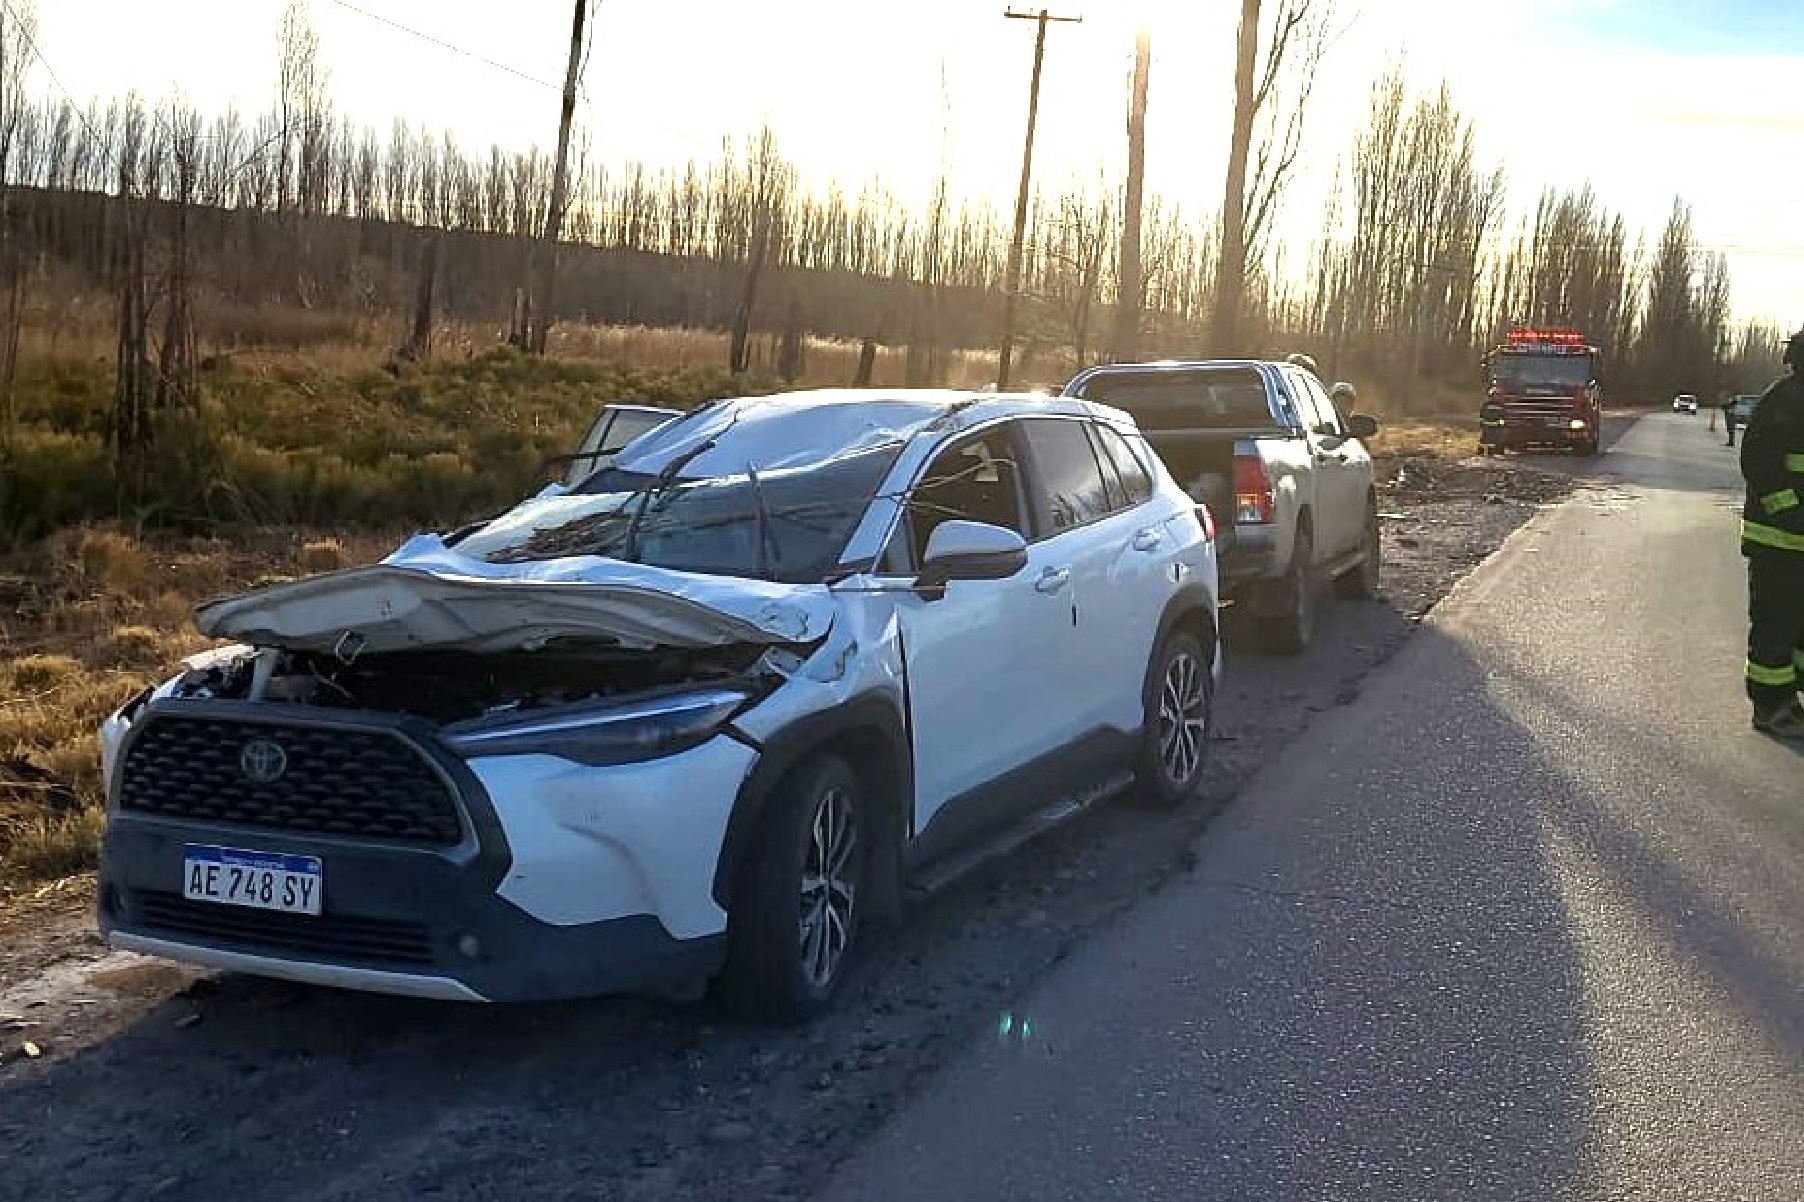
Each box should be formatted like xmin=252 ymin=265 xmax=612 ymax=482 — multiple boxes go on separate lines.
xmin=611 ymin=388 xmax=1122 ymax=479
xmin=193 ymin=389 xmax=1138 ymax=657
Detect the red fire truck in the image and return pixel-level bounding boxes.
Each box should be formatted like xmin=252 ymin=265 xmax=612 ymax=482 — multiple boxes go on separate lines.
xmin=1478 ymin=326 xmax=1603 ymax=456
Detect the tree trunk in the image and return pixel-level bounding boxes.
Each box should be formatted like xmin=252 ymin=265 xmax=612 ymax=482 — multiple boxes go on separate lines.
xmin=854 ymin=337 xmax=877 ymax=386
xmin=1111 ymin=29 xmax=1151 ymax=363
xmin=776 ymin=296 xmax=804 ymax=382
xmin=1211 ymin=0 xmax=1260 ymax=355
xmin=730 ymin=223 xmax=769 ymax=374
xmin=395 ymin=233 xmax=439 ymax=365
xmin=112 ymin=204 xmax=152 ymax=453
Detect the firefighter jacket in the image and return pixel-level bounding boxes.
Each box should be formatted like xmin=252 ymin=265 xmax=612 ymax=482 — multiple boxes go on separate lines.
xmin=1741 ymin=372 xmax=1804 ymax=556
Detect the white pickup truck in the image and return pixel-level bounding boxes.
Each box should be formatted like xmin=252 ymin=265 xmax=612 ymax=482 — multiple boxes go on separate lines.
xmin=1062 ymin=359 xmax=1381 ymax=653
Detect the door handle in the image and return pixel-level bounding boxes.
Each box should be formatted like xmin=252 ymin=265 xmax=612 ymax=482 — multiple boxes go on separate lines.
xmin=1131 ymin=528 xmax=1163 ymax=552
xmin=1034 ymin=567 xmax=1071 ymax=594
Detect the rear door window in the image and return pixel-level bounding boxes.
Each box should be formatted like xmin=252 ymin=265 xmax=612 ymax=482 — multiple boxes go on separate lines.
xmin=1091 ymin=423 xmax=1154 ymax=507
xmin=1289 ymin=370 xmax=1343 ymax=437
xmin=1019 ymin=418 xmax=1113 ymax=536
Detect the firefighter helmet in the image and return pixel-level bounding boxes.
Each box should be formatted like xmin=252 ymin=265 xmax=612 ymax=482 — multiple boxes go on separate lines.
xmin=1286 ymin=352 xmax=1319 ymax=375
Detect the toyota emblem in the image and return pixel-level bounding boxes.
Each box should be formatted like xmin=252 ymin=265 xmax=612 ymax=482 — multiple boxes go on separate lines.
xmin=239 ymin=738 xmax=288 ymax=784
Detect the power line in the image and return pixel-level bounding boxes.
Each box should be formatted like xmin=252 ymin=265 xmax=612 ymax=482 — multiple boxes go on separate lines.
xmin=0 ymin=0 xmax=103 ymax=146
xmin=325 ymin=0 xmax=717 ymax=158
xmin=325 ymin=0 xmax=560 ymax=91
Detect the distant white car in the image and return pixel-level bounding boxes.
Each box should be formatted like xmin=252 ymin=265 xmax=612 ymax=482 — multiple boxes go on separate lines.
xmin=96 ymin=389 xmax=1221 ymax=1023
xmin=1672 ymin=394 xmax=1699 ymax=414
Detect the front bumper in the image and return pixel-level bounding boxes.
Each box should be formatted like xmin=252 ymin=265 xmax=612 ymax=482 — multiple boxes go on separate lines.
xmin=97 ymin=700 xmax=741 ymax=1003
xmin=98 ymin=816 xmax=725 ymax=1003
xmin=1481 ymin=422 xmax=1592 ymax=447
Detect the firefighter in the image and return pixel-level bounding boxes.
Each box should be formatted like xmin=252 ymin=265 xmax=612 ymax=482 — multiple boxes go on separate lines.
xmin=1740 ymin=327 xmax=1804 ymax=738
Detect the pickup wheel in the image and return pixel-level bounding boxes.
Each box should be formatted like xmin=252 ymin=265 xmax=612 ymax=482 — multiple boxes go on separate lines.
xmin=1335 ymin=501 xmax=1381 ymax=600
xmin=718 ymin=754 xmax=865 ymax=1025
xmin=1257 ymin=526 xmax=1319 ymax=655
xmin=1134 ymin=629 xmax=1214 ymax=809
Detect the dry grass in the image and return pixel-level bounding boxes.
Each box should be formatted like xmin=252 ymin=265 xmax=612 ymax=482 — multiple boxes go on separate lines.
xmin=17 ymin=294 xmax=1002 ymax=391
xmin=0 ymin=526 xmax=399 ymax=896
xmin=1370 ymin=417 xmax=1477 ymax=461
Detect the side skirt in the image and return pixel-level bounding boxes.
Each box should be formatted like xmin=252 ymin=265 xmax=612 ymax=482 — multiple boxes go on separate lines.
xmin=906 ymin=768 xmax=1137 ymax=898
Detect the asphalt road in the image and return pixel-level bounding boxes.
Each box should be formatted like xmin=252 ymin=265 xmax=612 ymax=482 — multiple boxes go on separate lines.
xmin=818 ymin=412 xmax=1804 ymax=1202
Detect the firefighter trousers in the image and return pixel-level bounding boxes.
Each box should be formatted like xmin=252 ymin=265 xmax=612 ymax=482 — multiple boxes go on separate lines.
xmin=1747 ymin=551 xmax=1804 ymax=714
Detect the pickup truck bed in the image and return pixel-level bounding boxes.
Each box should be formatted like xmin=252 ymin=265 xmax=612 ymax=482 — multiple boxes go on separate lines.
xmin=1063 ymin=360 xmax=1381 ymax=653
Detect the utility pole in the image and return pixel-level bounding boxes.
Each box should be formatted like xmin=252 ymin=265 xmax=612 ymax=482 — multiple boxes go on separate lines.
xmin=1110 ymin=27 xmax=1151 ymax=364
xmin=997 ymin=7 xmax=1080 ymax=391
xmin=521 ymin=0 xmax=588 ymax=354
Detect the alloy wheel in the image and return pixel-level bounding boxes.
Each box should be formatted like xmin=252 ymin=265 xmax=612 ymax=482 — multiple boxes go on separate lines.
xmin=798 ymin=784 xmax=858 ymax=990
xmin=1158 ymin=648 xmax=1210 ymax=788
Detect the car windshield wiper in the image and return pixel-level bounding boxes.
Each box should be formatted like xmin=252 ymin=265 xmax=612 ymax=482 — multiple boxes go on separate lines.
xmin=746 ymin=461 xmax=778 ymax=580
xmin=622 ymin=436 xmax=718 ymax=562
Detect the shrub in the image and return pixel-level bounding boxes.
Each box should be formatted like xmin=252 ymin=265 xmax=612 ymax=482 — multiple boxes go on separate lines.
xmin=9 ymin=654 xmax=82 ymax=693
xmin=296 ymin=538 xmax=346 ymax=573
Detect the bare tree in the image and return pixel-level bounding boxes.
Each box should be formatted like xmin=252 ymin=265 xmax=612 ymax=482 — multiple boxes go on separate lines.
xmin=1210 ymin=0 xmax=1260 ymax=354
xmin=151 ymin=98 xmax=201 ymax=416
xmin=1241 ymin=0 xmax=1336 ymax=268
xmin=0 ymin=0 xmax=37 ymax=446
xmin=276 ymin=0 xmax=328 ymax=215
xmin=728 ymin=124 xmax=792 ymax=375
xmin=111 ymin=95 xmax=160 ymax=455
xmin=1110 ymin=28 xmax=1151 ymax=363
xmin=1212 ymin=0 xmax=1336 ymax=354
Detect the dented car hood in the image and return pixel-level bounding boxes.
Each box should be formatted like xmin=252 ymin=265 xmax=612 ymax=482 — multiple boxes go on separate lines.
xmin=194 ymin=534 xmax=834 ymax=654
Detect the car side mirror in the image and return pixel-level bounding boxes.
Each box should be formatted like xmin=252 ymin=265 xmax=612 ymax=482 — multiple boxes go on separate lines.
xmin=1346 ymin=414 xmax=1379 ymax=440
xmin=915 ymin=520 xmax=1028 ymax=596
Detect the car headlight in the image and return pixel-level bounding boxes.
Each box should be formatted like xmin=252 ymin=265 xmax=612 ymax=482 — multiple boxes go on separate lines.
xmin=441 ymin=688 xmax=751 ymax=766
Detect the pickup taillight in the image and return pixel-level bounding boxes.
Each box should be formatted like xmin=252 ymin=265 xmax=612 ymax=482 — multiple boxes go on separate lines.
xmin=1233 ymin=453 xmax=1274 ymax=525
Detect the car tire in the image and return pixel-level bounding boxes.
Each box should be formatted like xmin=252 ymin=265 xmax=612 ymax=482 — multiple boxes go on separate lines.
xmin=718 ymin=754 xmax=865 ymax=1025
xmin=1257 ymin=526 xmax=1318 ymax=655
xmin=1134 ymin=629 xmax=1214 ymax=809
xmin=1335 ymin=500 xmax=1381 ymax=600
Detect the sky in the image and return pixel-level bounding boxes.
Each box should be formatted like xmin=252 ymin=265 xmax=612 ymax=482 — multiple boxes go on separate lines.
xmin=26 ymin=0 xmax=1804 ymax=325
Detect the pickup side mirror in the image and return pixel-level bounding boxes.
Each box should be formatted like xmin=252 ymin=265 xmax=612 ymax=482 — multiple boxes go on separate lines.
xmin=915 ymin=520 xmax=1028 ymax=595
xmin=1345 ymin=413 xmax=1379 ymax=440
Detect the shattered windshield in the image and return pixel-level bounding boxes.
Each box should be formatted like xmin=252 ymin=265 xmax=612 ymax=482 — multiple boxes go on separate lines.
xmin=1495 ymin=354 xmax=1593 ymax=390
xmin=452 ymin=443 xmax=902 ymax=583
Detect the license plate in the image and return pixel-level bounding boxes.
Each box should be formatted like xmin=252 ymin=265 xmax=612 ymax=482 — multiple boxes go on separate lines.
xmin=182 ymin=845 xmax=322 ymax=916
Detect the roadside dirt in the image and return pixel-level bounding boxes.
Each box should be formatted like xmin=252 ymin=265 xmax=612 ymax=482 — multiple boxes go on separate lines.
xmin=0 ymin=447 xmax=1588 ymax=1202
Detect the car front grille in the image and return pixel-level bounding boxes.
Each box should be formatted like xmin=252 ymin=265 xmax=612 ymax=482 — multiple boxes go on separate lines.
xmin=129 ymin=889 xmax=436 ymax=966
xmin=1500 ymin=402 xmax=1575 ymax=422
xmin=120 ymin=714 xmax=464 ymax=846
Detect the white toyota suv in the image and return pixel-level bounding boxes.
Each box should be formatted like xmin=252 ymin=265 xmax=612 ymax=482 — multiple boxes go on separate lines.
xmin=97 ymin=389 xmax=1220 ymax=1022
